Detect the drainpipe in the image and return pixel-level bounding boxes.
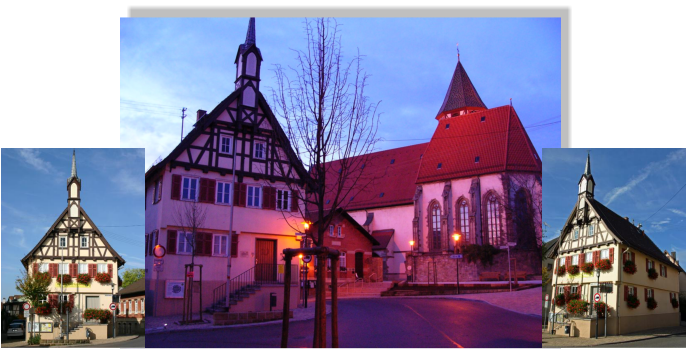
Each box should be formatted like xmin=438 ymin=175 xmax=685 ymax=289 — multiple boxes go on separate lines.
xmin=618 ymin=245 xmax=628 ymax=336
xmin=226 ymin=134 xmax=238 ymax=308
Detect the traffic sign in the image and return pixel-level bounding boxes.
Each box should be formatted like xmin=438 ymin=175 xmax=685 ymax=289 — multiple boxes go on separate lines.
xmin=23 ymin=302 xmax=30 ymax=310
xmin=154 ymin=259 xmax=164 ymax=272
xmin=187 ymin=271 xmax=194 ymax=278
xmin=153 ymin=244 xmax=167 ymax=258
xmin=450 ymin=254 xmax=463 ymax=259
xmin=594 ymin=293 xmax=601 ymax=302
xmin=109 ymin=303 xmax=117 ymax=311
xmin=24 ymin=310 xmax=30 ymax=318
xmin=545 ymin=294 xmax=549 ymax=301
xmin=302 ymin=254 xmax=312 ymax=263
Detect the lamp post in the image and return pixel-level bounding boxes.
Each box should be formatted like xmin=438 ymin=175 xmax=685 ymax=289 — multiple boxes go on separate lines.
xmin=452 ymin=234 xmax=461 ymax=295
xmin=409 ymin=240 xmax=415 ymax=283
xmin=111 ymin=283 xmax=116 ymax=339
xmin=595 ymin=268 xmax=600 ymax=339
xmin=298 ymin=254 xmax=304 ymax=307
xmin=303 ymin=222 xmax=310 ymax=308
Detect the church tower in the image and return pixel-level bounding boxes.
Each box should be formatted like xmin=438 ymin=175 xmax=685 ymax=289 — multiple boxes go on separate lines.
xmin=234 ymin=17 xmax=263 ymax=105
xmin=576 ymin=152 xmax=595 ymax=221
xmin=435 ymin=58 xmax=487 ymax=120
xmin=67 ymin=150 xmax=82 ymax=227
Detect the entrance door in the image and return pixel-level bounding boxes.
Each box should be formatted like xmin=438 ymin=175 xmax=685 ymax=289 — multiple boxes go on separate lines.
xmin=255 ymin=239 xmax=277 ymax=282
xmin=355 ymin=252 xmax=364 ymax=278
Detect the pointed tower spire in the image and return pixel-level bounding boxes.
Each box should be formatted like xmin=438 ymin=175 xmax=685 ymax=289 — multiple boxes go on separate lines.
xmin=584 ymin=151 xmax=591 ymax=175
xmin=578 ymin=151 xmax=595 ymax=198
xmin=70 ymin=149 xmax=78 ymax=179
xmin=235 ymin=17 xmax=263 ymax=91
xmin=436 ymin=60 xmax=487 ymax=120
xmin=245 ymin=17 xmax=256 ymax=47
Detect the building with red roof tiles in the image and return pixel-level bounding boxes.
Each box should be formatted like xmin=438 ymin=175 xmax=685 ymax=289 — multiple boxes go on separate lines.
xmin=321 ymin=58 xmax=542 ymax=282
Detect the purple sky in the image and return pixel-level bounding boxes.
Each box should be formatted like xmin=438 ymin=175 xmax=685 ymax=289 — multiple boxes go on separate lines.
xmin=120 ymin=17 xmax=560 ymax=169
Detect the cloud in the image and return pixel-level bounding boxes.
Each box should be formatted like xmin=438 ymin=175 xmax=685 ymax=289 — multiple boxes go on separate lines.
xmin=604 ymin=149 xmax=686 ymax=205
xmin=16 ymin=149 xmax=56 ymax=174
xmin=7 ymin=228 xmax=28 ymax=248
xmin=668 ymin=209 xmax=686 ymax=217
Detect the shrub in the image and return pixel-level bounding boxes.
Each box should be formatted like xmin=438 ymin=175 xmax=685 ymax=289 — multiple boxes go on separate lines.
xmin=647 ymin=297 xmax=657 ymax=310
xmin=462 ymin=244 xmax=501 ymax=266
xmin=565 ymin=292 xmax=581 ymax=303
xmin=623 ymin=260 xmax=637 ymax=274
xmin=555 ymin=293 xmax=566 ymax=307
xmin=95 ymin=273 xmax=111 ymax=283
xmin=648 ymin=268 xmax=658 ymax=280
xmin=627 ymin=294 xmax=640 ymax=309
xmin=35 ymin=272 xmax=51 ymax=283
xmin=567 ymin=299 xmax=589 ymax=316
xmin=77 ymin=273 xmax=91 ymax=285
xmin=27 ymin=334 xmax=41 ymax=345
xmin=57 ymin=274 xmax=72 ymax=284
xmin=556 ymin=265 xmax=566 ymax=276
xmin=581 ymin=262 xmax=594 ymax=273
xmin=594 ymin=301 xmax=610 ymax=318
xmin=595 ymin=259 xmax=612 ymax=271
xmin=671 ymin=298 xmax=679 ymax=308
xmin=83 ymin=309 xmax=112 ymax=321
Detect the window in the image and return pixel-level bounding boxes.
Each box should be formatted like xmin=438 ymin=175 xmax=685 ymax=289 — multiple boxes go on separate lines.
xmin=629 ymin=287 xmax=635 ymax=296
xmin=97 ymin=264 xmax=108 ymax=274
xmin=253 ymin=141 xmax=266 ymax=159
xmin=573 ymin=228 xmax=579 ymax=240
xmin=80 ymin=235 xmax=88 ymax=248
xmin=437 ymin=163 xmax=442 ymax=169
xmin=177 ymin=231 xmax=193 ymax=254
xmin=627 ymin=252 xmax=634 ymax=262
xmin=588 ymin=224 xmax=594 ymax=237
xmin=181 ymin=177 xmax=198 ymax=201
xmin=329 ymin=226 xmax=335 ymax=237
xmin=59 ymin=263 xmax=70 ymax=275
xmin=339 ymin=252 xmax=346 ymax=269
xmin=572 ymin=255 xmax=579 ymax=265
xmin=458 ymin=200 xmax=470 ymax=243
xmin=585 ymin=253 xmax=593 ymax=264
xmin=213 ymin=234 xmax=228 ymax=256
xmin=220 ymin=136 xmax=232 ymax=154
xmin=39 ymin=263 xmax=48 ymax=273
xmin=559 ymin=257 xmax=565 ymax=266
xmin=445 ymin=124 xmax=450 ymax=129
xmin=247 ymin=186 xmax=262 ymax=208
xmin=337 ymin=226 xmax=343 ymax=238
xmin=475 ymin=156 xmax=480 ymax=163
xmin=487 ymin=195 xmax=501 ymax=246
xmin=557 ymin=287 xmax=564 ymax=295
xmin=430 ymin=202 xmax=442 ymax=251
xmin=59 ymin=236 xmax=67 ymax=248
xmin=216 ymin=182 xmax=231 ymax=204
xmin=153 ymin=178 xmax=162 ymax=204
xmin=480 ymin=116 xmax=486 ymax=122
xmin=276 ymin=189 xmax=291 ymax=211
xmin=570 ymin=285 xmax=578 ymax=294
xmin=647 ymin=288 xmax=654 ymax=299
xmin=600 ymin=249 xmax=609 ymax=260
xmin=648 ymin=260 xmax=654 ymax=269
xmin=141 ymin=299 xmax=145 ymax=314
xmin=78 ymin=264 xmax=88 ymax=274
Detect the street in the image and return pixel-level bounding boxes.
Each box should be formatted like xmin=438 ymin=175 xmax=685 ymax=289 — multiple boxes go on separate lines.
xmin=596 ymin=334 xmax=685 ymax=348
xmin=146 ymin=298 xmax=540 ymax=348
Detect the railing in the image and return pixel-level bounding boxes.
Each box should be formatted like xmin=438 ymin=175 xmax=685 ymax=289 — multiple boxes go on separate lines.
xmin=212 ymin=282 xmax=227 ymax=307
xmin=367 ymin=273 xmax=377 ymax=283
xmin=228 ymin=264 xmax=298 ymax=303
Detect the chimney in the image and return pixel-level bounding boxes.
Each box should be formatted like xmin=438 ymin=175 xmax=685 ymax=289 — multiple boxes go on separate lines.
xmin=197 ymin=110 xmax=207 ymax=121
xmin=624 ymin=216 xmax=629 ymax=221
xmin=671 ymin=251 xmax=677 ymax=261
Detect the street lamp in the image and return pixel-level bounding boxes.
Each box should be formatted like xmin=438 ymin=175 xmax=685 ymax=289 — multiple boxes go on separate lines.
xmin=409 ymin=240 xmax=415 ymax=282
xmin=452 ymin=234 xmax=461 ymax=294
xmin=111 ymin=283 xmax=116 ymax=339
xmin=595 ymin=268 xmax=601 ymax=340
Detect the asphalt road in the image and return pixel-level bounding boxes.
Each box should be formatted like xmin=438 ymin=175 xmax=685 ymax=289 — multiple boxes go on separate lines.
xmin=596 ymin=334 xmax=686 ymax=348
xmin=147 ymin=298 xmax=541 ymax=348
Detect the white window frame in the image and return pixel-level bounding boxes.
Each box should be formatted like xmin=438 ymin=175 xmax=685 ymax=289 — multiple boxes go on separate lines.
xmin=216 ymin=181 xmax=232 ymax=205
xmin=38 ymin=263 xmax=48 ymax=273
xmin=152 ymin=179 xmax=161 ymax=205
xmin=600 ymin=249 xmax=609 ymax=260
xmin=339 ymin=252 xmax=346 ymax=268
xmin=629 ymin=287 xmax=635 ymax=296
xmin=648 ymin=288 xmax=654 ymax=299
xmin=80 ymin=235 xmax=88 ymax=248
xmin=97 ymin=263 xmax=108 ymax=274
xmin=141 ymin=299 xmax=145 ymax=314
xmin=573 ymin=228 xmax=579 ymax=240
xmin=177 ymin=231 xmax=193 ymax=255
xmin=570 ymin=285 xmax=578 ymax=294
xmin=627 ymin=252 xmax=634 ymax=262
xmin=648 ymin=260 xmax=654 ymax=269
xmin=559 ymin=257 xmax=565 ymax=266
xmin=276 ymin=189 xmax=291 ymax=211
xmin=329 ymin=225 xmax=335 ymax=237
xmin=213 ymin=234 xmax=228 ymax=257
xmin=253 ymin=141 xmax=266 ymax=159
xmin=337 ymin=226 xmax=343 ymax=238
xmin=220 ymin=136 xmax=232 ymax=154
xmin=585 ymin=253 xmax=593 ymax=264
xmin=572 ymin=255 xmax=579 ymax=266
xmin=59 ymin=263 xmax=70 ymax=275
xmin=246 ymin=186 xmax=262 ymax=208
xmin=59 ymin=236 xmax=67 ymax=248
xmin=78 ymin=263 xmax=88 ymax=274
xmin=181 ymin=176 xmax=199 ymax=201
xmin=588 ymin=224 xmax=594 ymax=237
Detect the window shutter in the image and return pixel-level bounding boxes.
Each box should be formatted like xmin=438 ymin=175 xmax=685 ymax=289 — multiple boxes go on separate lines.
xmin=204 ymin=233 xmax=213 ymax=255
xmin=624 ymin=285 xmax=628 ymax=301
xmin=609 ymin=248 xmax=614 ymax=264
xmin=291 ymin=190 xmax=299 ymax=212
xmin=89 ymin=264 xmax=96 ymax=278
xmin=167 ymin=230 xmax=177 ymax=254
xmin=564 ymin=285 xmax=570 ymax=295
xmin=50 ymin=263 xmax=58 ymax=277
xmin=593 ymin=250 xmax=599 ymax=264
xmin=233 ymin=182 xmax=240 ymax=206
xmin=171 ymin=174 xmax=182 ymax=200
xmin=646 ymin=259 xmax=649 ymax=271
xmin=198 ymin=179 xmax=209 ymax=203
xmin=70 ymin=263 xmax=78 ymax=277
xmin=195 ymin=233 xmax=205 ymax=255
xmin=644 ymin=288 xmax=647 ymax=301
xmin=230 ymin=234 xmax=238 ymax=258
xmin=33 ymin=263 xmax=38 ymax=275
xmin=199 ymin=179 xmax=215 ymax=204
xmin=207 ymin=179 xmax=216 ymax=203
xmin=238 ymin=183 xmax=248 ymax=207
xmin=566 ymin=256 xmax=571 ymax=266
xmin=262 ymin=186 xmax=272 ymax=209
xmin=631 ymin=252 xmax=635 ymax=263
xmin=108 ymin=263 xmax=113 ymax=278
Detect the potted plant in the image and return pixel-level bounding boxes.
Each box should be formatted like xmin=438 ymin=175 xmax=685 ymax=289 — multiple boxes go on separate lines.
xmin=595 ymin=259 xmax=612 ymax=271
xmin=567 ymin=299 xmax=589 ymax=316
xmin=623 ymin=260 xmax=637 ymax=274
xmin=647 ymin=297 xmax=657 ymax=310
xmin=95 ymin=272 xmax=111 ymax=283
xmin=83 ymin=309 xmax=112 ymax=324
xmin=57 ymin=274 xmax=72 ymax=284
xmin=48 ymin=295 xmax=74 ymax=315
xmin=567 ymin=265 xmax=580 ymax=275
xmin=555 ymin=294 xmax=566 ymax=307
xmin=593 ymin=301 xmax=610 ymax=318
xmin=648 ymin=268 xmax=658 ymax=280
xmin=627 ymin=294 xmax=640 ymax=309
xmin=565 ymin=292 xmax=581 ymax=304
xmin=671 ymin=298 xmax=679 ymax=308
xmin=556 ymin=265 xmax=566 ymax=276
xmin=581 ymin=262 xmax=594 ymax=273
xmin=77 ymin=273 xmax=91 ymax=285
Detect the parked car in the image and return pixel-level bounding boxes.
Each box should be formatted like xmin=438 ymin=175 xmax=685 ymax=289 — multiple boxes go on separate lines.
xmin=6 ymin=322 xmax=24 ymax=338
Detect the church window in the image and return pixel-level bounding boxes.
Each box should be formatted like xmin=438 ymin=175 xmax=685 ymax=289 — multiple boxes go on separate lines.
xmin=486 ymin=195 xmax=502 ymax=246
xmin=457 ymin=199 xmax=470 ymax=243
xmin=59 ymin=236 xmax=67 ymax=248
xmin=39 ymin=263 xmax=48 ymax=273
xmin=216 ymin=182 xmax=231 ymax=204
xmin=220 ymin=136 xmax=232 ymax=154
xmin=246 ymin=185 xmax=262 ymax=208
xmin=80 ymin=235 xmax=88 ymax=248
xmin=475 ymin=156 xmax=480 ymax=163
xmin=177 ymin=231 xmax=193 ymax=254
xmin=181 ymin=177 xmax=198 ymax=201
xmin=429 ymin=202 xmax=442 ymax=251
xmin=437 ymin=163 xmax=442 ymax=170
xmin=253 ymin=141 xmax=266 ymax=159
xmin=588 ymin=224 xmax=594 ymax=237
xmin=276 ymin=189 xmax=291 ymax=211
xmin=79 ymin=263 xmax=88 ymax=274
xmin=480 ymin=116 xmax=486 ymax=122
xmin=213 ymin=234 xmax=228 ymax=256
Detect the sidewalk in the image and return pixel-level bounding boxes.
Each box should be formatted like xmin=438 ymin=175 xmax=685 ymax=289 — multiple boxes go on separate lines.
xmin=145 ymin=301 xmax=327 ymax=334
xmin=0 ymin=335 xmax=139 ymax=348
xmin=542 ymin=326 xmax=686 ymax=347
xmin=406 ymin=286 xmax=542 ymax=316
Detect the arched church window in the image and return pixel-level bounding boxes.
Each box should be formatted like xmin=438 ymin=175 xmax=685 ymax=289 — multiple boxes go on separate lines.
xmin=457 ymin=199 xmax=470 ymax=244
xmin=514 ymin=189 xmax=535 ymax=249
xmin=487 ymin=195 xmax=501 ymax=246
xmin=429 ymin=202 xmax=442 ymax=251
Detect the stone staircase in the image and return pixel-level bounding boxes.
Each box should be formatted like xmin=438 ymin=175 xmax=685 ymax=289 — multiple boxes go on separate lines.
xmin=205 ymin=284 xmax=262 ymax=314
xmin=325 ymin=281 xmax=395 ymax=298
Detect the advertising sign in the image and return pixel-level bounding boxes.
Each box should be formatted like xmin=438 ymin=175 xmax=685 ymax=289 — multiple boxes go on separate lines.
xmin=165 ymin=280 xmax=185 ymax=299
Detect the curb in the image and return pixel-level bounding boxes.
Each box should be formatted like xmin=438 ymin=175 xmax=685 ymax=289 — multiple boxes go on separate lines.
xmin=584 ymin=331 xmax=686 ymax=347
xmin=55 ymin=334 xmax=141 ymax=348
xmin=379 ymin=295 xmax=541 ymax=318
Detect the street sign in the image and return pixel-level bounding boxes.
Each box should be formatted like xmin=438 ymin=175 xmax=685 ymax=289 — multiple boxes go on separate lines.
xmin=23 ymin=302 xmax=30 ymax=310
xmin=187 ymin=271 xmax=194 ymax=278
xmin=545 ymin=294 xmax=549 ymax=301
xmin=450 ymin=254 xmax=463 ymax=259
xmin=109 ymin=303 xmax=117 ymax=311
xmin=153 ymin=244 xmax=167 ymax=258
xmin=544 ymin=300 xmax=549 ymax=308
xmin=302 ymin=254 xmax=312 ymax=263
xmin=24 ymin=310 xmax=30 ymax=318
xmin=154 ymin=259 xmax=164 ymax=272
xmin=594 ymin=293 xmax=601 ymax=302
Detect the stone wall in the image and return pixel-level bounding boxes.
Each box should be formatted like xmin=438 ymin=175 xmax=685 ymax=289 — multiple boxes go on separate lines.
xmin=213 ymin=310 xmax=291 ymax=325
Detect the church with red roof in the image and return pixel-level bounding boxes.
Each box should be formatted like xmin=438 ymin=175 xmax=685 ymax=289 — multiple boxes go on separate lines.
xmin=322 ymin=57 xmax=542 ymax=282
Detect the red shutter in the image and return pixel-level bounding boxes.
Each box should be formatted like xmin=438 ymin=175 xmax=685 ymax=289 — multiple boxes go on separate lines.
xmin=108 ymin=264 xmax=113 ymax=278
xmin=623 ymin=251 xmax=627 ymax=263
xmin=291 ymin=190 xmax=299 ymax=212
xmin=195 ymin=233 xmax=205 ymax=255
xmin=167 ymin=230 xmax=177 ymax=254
xmin=631 ymin=252 xmax=635 ymax=263
xmin=644 ymin=288 xmax=647 ymax=301
xmin=89 ymin=264 xmax=97 ymax=278
xmin=230 ymin=234 xmax=238 ymax=258
xmin=564 ymin=286 xmax=570 ymax=296
xmin=33 ymin=263 xmax=38 ymax=275
xmin=566 ymin=256 xmax=571 ymax=266
xmin=240 ymin=183 xmax=248 ymax=207
xmin=593 ymin=251 xmax=599 ymax=264
xmin=171 ymin=174 xmax=182 ymax=200
xmin=204 ymin=233 xmax=213 ymax=255
xmin=199 ymin=179 xmax=215 ymax=204
xmin=49 ymin=294 xmax=58 ymax=303
xmin=233 ymin=182 xmax=240 ymax=206
xmin=646 ymin=259 xmax=649 ymax=271
xmin=50 ymin=264 xmax=58 ymax=277
xmin=262 ymin=186 xmax=273 ymax=209
xmin=624 ymin=285 xmax=628 ymax=301
xmin=70 ymin=263 xmax=78 ymax=277
xmin=609 ymin=248 xmax=614 ymax=264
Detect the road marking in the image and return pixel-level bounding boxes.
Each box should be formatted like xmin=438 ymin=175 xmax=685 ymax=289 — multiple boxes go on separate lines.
xmin=402 ymin=304 xmax=464 ymax=348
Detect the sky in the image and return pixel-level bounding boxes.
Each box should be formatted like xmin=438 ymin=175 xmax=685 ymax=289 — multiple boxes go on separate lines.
xmin=542 ymin=148 xmax=687 ymax=271
xmin=1 ymin=148 xmax=144 ymax=300
xmin=120 ymin=17 xmax=561 ymax=170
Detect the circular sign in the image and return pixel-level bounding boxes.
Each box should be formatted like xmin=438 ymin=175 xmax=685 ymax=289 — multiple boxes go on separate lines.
xmin=302 ymin=254 xmax=312 ymax=263
xmin=153 ymin=244 xmax=167 ymax=259
xmin=109 ymin=303 xmax=117 ymax=311
xmin=594 ymin=293 xmax=601 ymax=302
xmin=23 ymin=303 xmax=31 ymax=310
xmin=545 ymin=294 xmax=549 ymax=301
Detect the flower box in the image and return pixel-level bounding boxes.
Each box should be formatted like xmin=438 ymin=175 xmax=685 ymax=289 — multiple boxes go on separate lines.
xmin=57 ymin=274 xmax=72 ymax=284
xmin=623 ymin=260 xmax=637 ymax=274
xmin=95 ymin=272 xmax=111 ymax=283
xmin=581 ymin=262 xmax=594 ymax=273
xmin=556 ymin=265 xmax=566 ymax=276
xmin=594 ymin=301 xmax=610 ymax=318
xmin=565 ymin=292 xmax=580 ymax=303
xmin=627 ymin=294 xmax=640 ymax=309
xmin=567 ymin=265 xmax=580 ymax=275
xmin=595 ymin=259 xmax=612 ymax=271
xmin=671 ymin=298 xmax=679 ymax=309
xmin=648 ymin=268 xmax=658 ymax=280
xmin=77 ymin=273 xmax=91 ymax=285
xmin=35 ymin=303 xmax=52 ymax=315
xmin=83 ymin=309 xmax=112 ymax=322
xmin=567 ymin=299 xmax=589 ymax=316
xmin=647 ymin=297 xmax=657 ymax=310
xmin=554 ymin=294 xmax=566 ymax=307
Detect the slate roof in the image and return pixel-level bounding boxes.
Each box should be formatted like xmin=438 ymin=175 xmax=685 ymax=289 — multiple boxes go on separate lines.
xmin=118 ymin=278 xmax=145 ymax=297
xmin=416 ymin=105 xmax=541 ymax=184
xmin=588 ymin=199 xmax=685 ymax=273
xmin=436 ymin=61 xmax=487 ymax=117
xmin=371 ymin=229 xmax=394 ymax=251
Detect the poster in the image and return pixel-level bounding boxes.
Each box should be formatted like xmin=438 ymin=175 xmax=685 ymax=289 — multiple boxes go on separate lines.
xmin=165 ymin=280 xmax=185 ymax=298
xmin=40 ymin=323 xmax=53 ymax=333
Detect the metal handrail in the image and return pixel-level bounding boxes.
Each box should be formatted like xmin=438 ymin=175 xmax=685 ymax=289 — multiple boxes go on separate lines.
xmin=367 ymin=273 xmax=377 ymax=283
xmin=218 ymin=264 xmax=298 ymax=305
xmin=212 ymin=282 xmax=227 ymax=307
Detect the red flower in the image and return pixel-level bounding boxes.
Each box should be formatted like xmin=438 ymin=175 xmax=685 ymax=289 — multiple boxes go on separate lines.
xmin=567 ymin=265 xmax=580 ymax=275
xmin=77 ymin=273 xmax=91 ymax=285
xmin=57 ymin=274 xmax=72 ymax=284
xmin=34 ymin=272 xmax=51 ymax=283
xmin=627 ymin=294 xmax=640 ymax=309
xmin=647 ymin=297 xmax=657 ymax=310
xmin=555 ymin=294 xmax=566 ymax=307
xmin=671 ymin=298 xmax=679 ymax=308
xmin=83 ymin=309 xmax=112 ymax=321
xmin=623 ymin=260 xmax=637 ymax=274
xmin=556 ymin=265 xmax=566 ymax=276
xmin=581 ymin=262 xmax=595 ymax=273
xmin=95 ymin=273 xmax=111 ymax=283
xmin=595 ymin=259 xmax=612 ymax=271
xmin=593 ymin=301 xmax=611 ymax=318
xmin=648 ymin=268 xmax=658 ymax=280
xmin=35 ymin=303 xmax=52 ymax=315
xmin=567 ymin=299 xmax=589 ymax=316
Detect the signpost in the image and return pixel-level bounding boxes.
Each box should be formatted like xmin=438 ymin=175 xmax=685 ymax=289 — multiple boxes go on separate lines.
xmin=544 ymin=294 xmax=549 ymax=329
xmin=593 ymin=293 xmax=601 ymax=303
xmin=110 ymin=303 xmax=117 ymax=338
xmin=153 ymin=244 xmax=166 ymax=317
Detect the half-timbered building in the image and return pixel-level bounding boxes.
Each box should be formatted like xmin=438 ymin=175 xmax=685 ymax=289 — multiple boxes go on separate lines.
xmin=144 ymin=18 xmax=305 ymax=317
xmin=547 ymin=154 xmax=683 ymax=337
xmin=22 ymin=151 xmax=125 ymax=340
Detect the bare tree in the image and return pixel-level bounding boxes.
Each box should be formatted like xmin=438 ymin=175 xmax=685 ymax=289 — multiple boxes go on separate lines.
xmin=171 ymin=200 xmax=208 ymax=324
xmin=270 ymin=18 xmax=381 ymax=347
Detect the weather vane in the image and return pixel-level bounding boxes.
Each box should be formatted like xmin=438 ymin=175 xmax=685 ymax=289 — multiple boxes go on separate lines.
xmin=457 ymin=43 xmax=460 ymax=62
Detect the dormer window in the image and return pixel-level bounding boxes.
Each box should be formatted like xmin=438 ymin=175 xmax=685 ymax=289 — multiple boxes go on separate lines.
xmin=445 ymin=124 xmax=450 ymax=129
xmin=480 ymin=116 xmax=486 ymax=122
xmin=437 ymin=163 xmax=442 ymax=170
xmin=475 ymin=156 xmax=480 ymax=163
xmin=390 ymin=159 xmax=395 ymax=164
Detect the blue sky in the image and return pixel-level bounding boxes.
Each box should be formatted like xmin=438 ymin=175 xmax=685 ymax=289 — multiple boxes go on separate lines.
xmin=120 ymin=17 xmax=561 ymax=170
xmin=542 ymin=148 xmax=686 ymax=271
xmin=1 ymin=148 xmax=144 ymax=300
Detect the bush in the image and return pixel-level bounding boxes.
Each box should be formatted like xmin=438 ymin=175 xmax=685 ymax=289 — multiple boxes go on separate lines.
xmin=556 ymin=265 xmax=566 ymax=276
xmin=565 ymin=292 xmax=581 ymax=303
xmin=35 ymin=272 xmax=51 ymax=283
xmin=567 ymin=265 xmax=580 ymax=275
xmin=623 ymin=260 xmax=637 ymax=274
xmin=462 ymin=244 xmax=501 ymax=266
xmin=648 ymin=268 xmax=658 ymax=280
xmin=567 ymin=299 xmax=589 ymax=316
xmin=35 ymin=302 xmax=52 ymax=315
xmin=77 ymin=273 xmax=91 ymax=285
xmin=83 ymin=308 xmax=112 ymax=321
xmin=27 ymin=334 xmax=41 ymax=345
xmin=647 ymin=297 xmax=657 ymax=310
xmin=595 ymin=259 xmax=612 ymax=271
xmin=594 ymin=301 xmax=610 ymax=318
xmin=555 ymin=294 xmax=565 ymax=307
xmin=95 ymin=273 xmax=111 ymax=283
xmin=671 ymin=298 xmax=679 ymax=308
xmin=581 ymin=262 xmax=594 ymax=273
xmin=627 ymin=294 xmax=640 ymax=309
